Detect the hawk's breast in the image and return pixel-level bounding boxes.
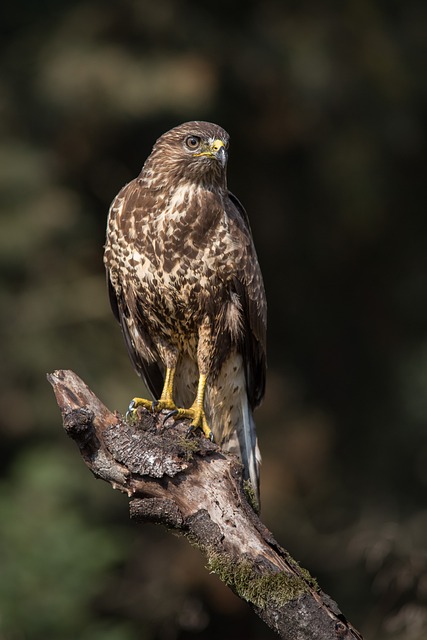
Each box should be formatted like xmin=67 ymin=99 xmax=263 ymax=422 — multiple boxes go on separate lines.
xmin=107 ymin=180 xmax=239 ymax=349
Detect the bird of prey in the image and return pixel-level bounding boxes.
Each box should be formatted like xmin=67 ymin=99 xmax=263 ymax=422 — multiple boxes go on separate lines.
xmin=104 ymin=121 xmax=266 ymax=507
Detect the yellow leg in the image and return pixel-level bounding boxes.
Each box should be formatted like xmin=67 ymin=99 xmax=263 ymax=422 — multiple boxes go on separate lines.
xmin=157 ymin=367 xmax=176 ymax=409
xmin=127 ymin=367 xmax=178 ymax=417
xmin=174 ymin=374 xmax=213 ymax=441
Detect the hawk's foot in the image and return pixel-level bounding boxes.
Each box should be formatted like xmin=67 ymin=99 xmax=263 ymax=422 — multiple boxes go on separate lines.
xmin=126 ymin=384 xmax=214 ymax=443
xmin=154 ymin=398 xmax=179 ymax=413
xmin=175 ymin=406 xmax=214 ymax=442
xmin=126 ymin=397 xmax=156 ymax=421
xmin=127 ymin=395 xmax=184 ymax=425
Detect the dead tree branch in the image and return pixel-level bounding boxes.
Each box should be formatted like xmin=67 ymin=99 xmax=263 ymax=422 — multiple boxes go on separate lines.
xmin=48 ymin=369 xmax=363 ymax=640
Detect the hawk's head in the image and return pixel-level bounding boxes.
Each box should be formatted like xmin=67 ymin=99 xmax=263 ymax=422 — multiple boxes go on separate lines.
xmin=142 ymin=121 xmax=230 ymax=189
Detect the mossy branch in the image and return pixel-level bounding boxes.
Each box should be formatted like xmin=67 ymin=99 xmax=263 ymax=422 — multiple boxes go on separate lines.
xmin=48 ymin=369 xmax=363 ymax=640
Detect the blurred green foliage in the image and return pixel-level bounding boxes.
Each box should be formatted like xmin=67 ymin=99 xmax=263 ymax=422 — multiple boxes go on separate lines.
xmin=0 ymin=448 xmax=135 ymax=639
xmin=1 ymin=1 xmax=426 ymax=638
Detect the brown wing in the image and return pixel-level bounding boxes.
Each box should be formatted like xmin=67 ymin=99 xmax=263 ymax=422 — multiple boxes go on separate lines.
xmin=227 ymin=191 xmax=267 ymax=409
xmin=104 ymin=182 xmax=164 ymax=400
xmin=107 ymin=273 xmax=164 ymax=399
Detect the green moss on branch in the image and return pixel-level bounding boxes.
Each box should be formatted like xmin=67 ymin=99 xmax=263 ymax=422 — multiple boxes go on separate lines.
xmin=207 ymin=552 xmax=311 ymax=609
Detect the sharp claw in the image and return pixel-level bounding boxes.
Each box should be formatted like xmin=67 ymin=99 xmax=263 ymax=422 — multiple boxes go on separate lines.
xmin=184 ymin=422 xmax=214 ymax=442
xmin=151 ymin=400 xmax=158 ymax=413
xmin=164 ymin=409 xmax=178 ymax=422
xmin=185 ymin=425 xmax=195 ymax=438
xmin=126 ymin=400 xmax=136 ymax=420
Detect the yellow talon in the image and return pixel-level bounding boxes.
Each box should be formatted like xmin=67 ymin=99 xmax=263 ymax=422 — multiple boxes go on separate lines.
xmin=126 ymin=397 xmax=154 ymax=420
xmin=174 ymin=405 xmax=213 ymax=441
xmin=175 ymin=373 xmax=214 ymax=441
xmin=127 ymin=369 xmax=213 ymax=441
xmin=126 ymin=367 xmax=177 ymax=419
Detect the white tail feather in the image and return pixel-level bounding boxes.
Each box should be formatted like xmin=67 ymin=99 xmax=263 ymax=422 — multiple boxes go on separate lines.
xmin=240 ymin=393 xmax=260 ymax=508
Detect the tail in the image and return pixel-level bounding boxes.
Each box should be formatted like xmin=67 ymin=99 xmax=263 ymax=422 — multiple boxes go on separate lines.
xmin=238 ymin=393 xmax=261 ymax=511
xmin=204 ymin=353 xmax=261 ymax=511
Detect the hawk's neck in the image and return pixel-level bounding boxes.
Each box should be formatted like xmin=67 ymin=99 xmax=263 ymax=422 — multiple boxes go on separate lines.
xmin=138 ymin=155 xmax=227 ymax=193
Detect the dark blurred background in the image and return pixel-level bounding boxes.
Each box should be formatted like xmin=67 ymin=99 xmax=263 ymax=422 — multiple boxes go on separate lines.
xmin=1 ymin=1 xmax=426 ymax=638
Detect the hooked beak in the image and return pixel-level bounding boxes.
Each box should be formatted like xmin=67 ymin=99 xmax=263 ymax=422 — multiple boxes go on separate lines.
xmin=194 ymin=138 xmax=227 ymax=168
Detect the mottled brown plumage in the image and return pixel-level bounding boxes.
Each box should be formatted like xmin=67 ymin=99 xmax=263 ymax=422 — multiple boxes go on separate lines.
xmin=104 ymin=121 xmax=266 ymax=506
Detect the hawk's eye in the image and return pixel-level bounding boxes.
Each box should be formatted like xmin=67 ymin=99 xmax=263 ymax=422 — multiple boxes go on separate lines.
xmin=185 ymin=135 xmax=201 ymax=150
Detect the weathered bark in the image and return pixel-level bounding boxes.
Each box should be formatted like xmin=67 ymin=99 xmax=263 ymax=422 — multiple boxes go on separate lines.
xmin=48 ymin=369 xmax=363 ymax=640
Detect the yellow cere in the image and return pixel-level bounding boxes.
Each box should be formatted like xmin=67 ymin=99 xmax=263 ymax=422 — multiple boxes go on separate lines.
xmin=211 ymin=139 xmax=225 ymax=152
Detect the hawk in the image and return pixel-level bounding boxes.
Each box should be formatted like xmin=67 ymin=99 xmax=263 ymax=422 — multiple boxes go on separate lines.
xmin=104 ymin=121 xmax=267 ymax=507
